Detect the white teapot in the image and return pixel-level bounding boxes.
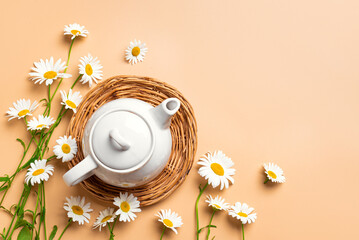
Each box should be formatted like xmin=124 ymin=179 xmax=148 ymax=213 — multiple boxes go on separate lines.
xmin=63 ymin=98 xmax=180 ymax=188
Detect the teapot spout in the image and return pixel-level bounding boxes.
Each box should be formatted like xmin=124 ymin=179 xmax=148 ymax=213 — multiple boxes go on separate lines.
xmin=151 ymin=98 xmax=180 ymax=129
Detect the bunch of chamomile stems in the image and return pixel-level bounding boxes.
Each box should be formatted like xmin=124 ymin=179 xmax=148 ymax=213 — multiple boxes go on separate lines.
xmin=0 ymin=35 xmax=83 ymax=240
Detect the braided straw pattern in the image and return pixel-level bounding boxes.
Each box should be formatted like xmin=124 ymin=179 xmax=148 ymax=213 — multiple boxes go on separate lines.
xmin=66 ymin=76 xmax=197 ymax=206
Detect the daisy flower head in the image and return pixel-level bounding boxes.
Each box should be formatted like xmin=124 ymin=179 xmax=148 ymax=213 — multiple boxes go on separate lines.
xmin=264 ymin=163 xmax=285 ymax=183
xmin=64 ymin=23 xmax=89 ymax=39
xmin=27 ymin=115 xmax=55 ymax=131
xmin=6 ymin=99 xmax=39 ymax=121
xmin=228 ymin=202 xmax=257 ymax=224
xmin=64 ymin=196 xmax=93 ymax=225
xmin=25 ymin=159 xmax=54 ymax=186
xmin=53 ymin=135 xmax=78 ymax=162
xmin=125 ymin=39 xmax=148 ymax=64
xmin=198 ymin=150 xmax=235 ymax=190
xmin=78 ymin=54 xmax=103 ymax=87
xmin=205 ymin=195 xmax=230 ymax=211
xmin=29 ymin=57 xmax=72 ymax=86
xmin=93 ymin=207 xmax=116 ymax=231
xmin=155 ymin=209 xmax=183 ymax=234
xmin=113 ymin=192 xmax=141 ymax=222
xmin=60 ymin=89 xmax=82 ymax=113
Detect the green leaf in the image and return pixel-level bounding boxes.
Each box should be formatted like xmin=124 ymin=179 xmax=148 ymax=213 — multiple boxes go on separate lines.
xmin=16 ymin=138 xmax=26 ymax=151
xmin=24 ymin=209 xmax=35 ymax=217
xmin=211 ymin=236 xmax=216 ymax=240
xmin=198 ymin=225 xmax=217 ymax=233
xmin=0 ymin=185 xmax=8 ymax=192
xmin=40 ymin=207 xmax=46 ymax=222
xmin=0 ymin=206 xmax=13 ymax=216
xmin=49 ymin=225 xmax=58 ymax=240
xmin=14 ymin=219 xmax=29 ymax=230
xmin=10 ymin=204 xmax=17 ymax=213
xmin=17 ymin=226 xmax=31 ymax=240
xmin=1 ymin=228 xmax=5 ymax=239
xmin=0 ymin=175 xmax=10 ymax=182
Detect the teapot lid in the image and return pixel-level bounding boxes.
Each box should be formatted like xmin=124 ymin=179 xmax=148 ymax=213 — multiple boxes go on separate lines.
xmin=90 ymin=109 xmax=154 ymax=171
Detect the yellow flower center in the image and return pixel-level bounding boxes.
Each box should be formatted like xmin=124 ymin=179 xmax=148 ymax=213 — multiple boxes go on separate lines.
xmin=85 ymin=64 xmax=93 ymax=76
xmin=210 ymin=163 xmax=224 ymax=176
xmin=101 ymin=215 xmax=113 ymax=223
xmin=65 ymin=100 xmax=77 ymax=109
xmin=71 ymin=205 xmax=84 ymax=215
xmin=71 ymin=30 xmax=81 ymax=35
xmin=61 ymin=143 xmax=71 ymax=154
xmin=163 ymin=219 xmax=173 ymax=228
xmin=213 ymin=204 xmax=221 ymax=209
xmin=43 ymin=71 xmax=57 ymax=79
xmin=237 ymin=212 xmax=248 ymax=218
xmin=36 ymin=124 xmax=45 ymax=129
xmin=18 ymin=109 xmax=29 ymax=117
xmin=32 ymin=169 xmax=45 ymax=176
xmin=120 ymin=201 xmax=130 ymax=212
xmin=268 ymin=170 xmax=277 ymax=179
xmin=132 ymin=47 xmax=141 ymax=57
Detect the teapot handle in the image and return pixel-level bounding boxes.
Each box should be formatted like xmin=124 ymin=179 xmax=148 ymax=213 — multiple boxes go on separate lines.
xmin=63 ymin=155 xmax=97 ymax=186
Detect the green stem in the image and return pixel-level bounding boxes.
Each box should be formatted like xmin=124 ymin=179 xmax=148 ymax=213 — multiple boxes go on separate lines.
xmin=49 ymin=38 xmax=75 ymax=104
xmin=206 ymin=210 xmax=216 ymax=240
xmin=107 ymin=222 xmax=114 ymax=240
xmin=70 ymin=74 xmax=83 ymax=89
xmin=196 ymin=182 xmax=208 ymax=240
xmin=264 ymin=178 xmax=269 ymax=184
xmin=111 ymin=216 xmax=118 ymax=232
xmin=58 ymin=219 xmax=72 ymax=240
xmin=8 ymin=184 xmax=31 ymax=239
xmin=0 ymin=135 xmax=34 ymax=206
xmin=160 ymin=226 xmax=166 ymax=240
xmin=42 ymin=183 xmax=47 ymax=240
xmin=36 ymin=182 xmax=43 ymax=238
xmin=242 ymin=223 xmax=245 ymax=240
xmin=31 ymin=184 xmax=41 ymax=239
xmin=46 ymin=85 xmax=51 ymax=116
xmin=4 ymin=188 xmax=26 ymax=238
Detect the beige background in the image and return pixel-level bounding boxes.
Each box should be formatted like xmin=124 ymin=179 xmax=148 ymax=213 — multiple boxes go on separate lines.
xmin=1 ymin=0 xmax=359 ymax=239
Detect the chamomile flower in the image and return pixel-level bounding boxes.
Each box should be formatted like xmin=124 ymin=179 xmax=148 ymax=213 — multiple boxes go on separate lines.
xmin=93 ymin=207 xmax=116 ymax=231
xmin=198 ymin=150 xmax=235 ymax=190
xmin=113 ymin=192 xmax=141 ymax=222
xmin=264 ymin=163 xmax=285 ymax=183
xmin=125 ymin=40 xmax=147 ymax=64
xmin=228 ymin=202 xmax=257 ymax=224
xmin=25 ymin=159 xmax=54 ymax=186
xmin=155 ymin=209 xmax=183 ymax=234
xmin=64 ymin=23 xmax=89 ymax=39
xmin=205 ymin=195 xmax=230 ymax=211
xmin=64 ymin=196 xmax=93 ymax=225
xmin=60 ymin=89 xmax=82 ymax=113
xmin=29 ymin=57 xmax=72 ymax=86
xmin=27 ymin=115 xmax=55 ymax=131
xmin=78 ymin=54 xmax=103 ymax=87
xmin=53 ymin=135 xmax=78 ymax=162
xmin=6 ymin=99 xmax=39 ymax=121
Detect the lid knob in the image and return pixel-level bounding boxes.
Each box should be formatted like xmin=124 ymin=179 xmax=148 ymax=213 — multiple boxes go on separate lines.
xmin=109 ymin=129 xmax=131 ymax=151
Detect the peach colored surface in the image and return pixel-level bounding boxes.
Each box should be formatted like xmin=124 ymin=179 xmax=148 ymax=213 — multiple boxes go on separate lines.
xmin=1 ymin=0 xmax=359 ymax=239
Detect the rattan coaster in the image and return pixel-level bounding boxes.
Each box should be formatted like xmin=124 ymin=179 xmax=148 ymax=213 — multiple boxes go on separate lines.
xmin=66 ymin=75 xmax=197 ymax=206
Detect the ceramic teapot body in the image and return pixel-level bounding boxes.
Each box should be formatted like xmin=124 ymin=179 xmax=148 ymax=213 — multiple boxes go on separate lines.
xmin=63 ymin=98 xmax=180 ymax=187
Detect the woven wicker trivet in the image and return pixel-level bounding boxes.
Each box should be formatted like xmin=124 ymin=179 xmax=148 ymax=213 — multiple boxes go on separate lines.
xmin=66 ymin=75 xmax=197 ymax=206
